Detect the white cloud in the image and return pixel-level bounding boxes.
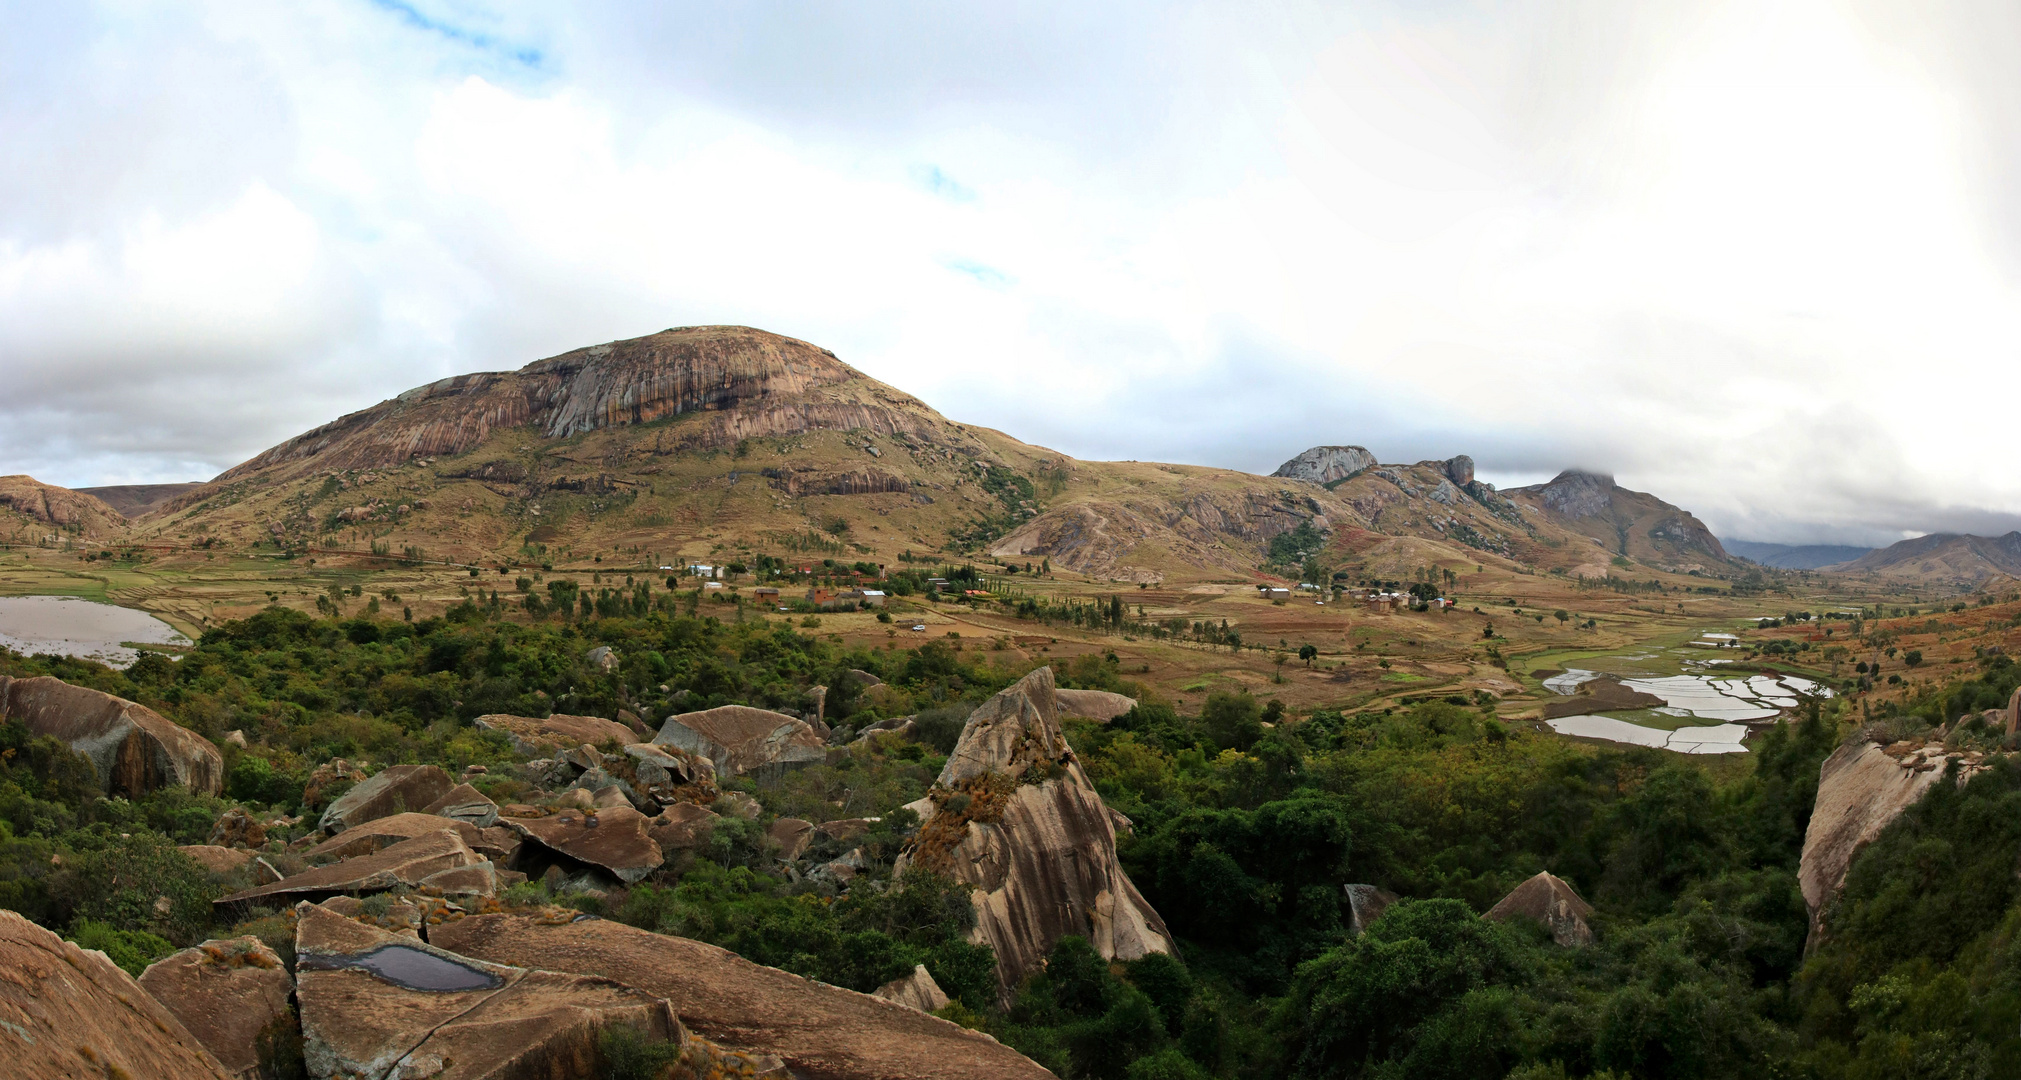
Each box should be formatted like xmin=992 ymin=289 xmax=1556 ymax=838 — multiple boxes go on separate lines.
xmin=0 ymin=0 xmax=2017 ymax=546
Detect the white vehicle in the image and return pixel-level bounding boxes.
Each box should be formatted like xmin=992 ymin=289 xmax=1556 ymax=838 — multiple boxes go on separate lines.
xmin=910 ymin=624 xmax=927 ymax=632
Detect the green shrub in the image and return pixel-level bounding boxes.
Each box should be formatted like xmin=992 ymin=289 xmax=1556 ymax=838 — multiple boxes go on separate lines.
xmin=67 ymin=917 xmax=174 ymax=976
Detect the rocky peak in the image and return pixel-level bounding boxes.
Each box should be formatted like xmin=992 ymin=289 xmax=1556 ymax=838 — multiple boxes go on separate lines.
xmin=1536 ymin=469 xmax=1617 ymax=519
xmin=0 ymin=474 xmax=129 ymax=536
xmin=210 ymin=325 xmax=944 ymax=482
xmin=1272 ymin=445 xmax=1377 ymax=485
xmin=903 ymin=668 xmax=1172 ymax=1002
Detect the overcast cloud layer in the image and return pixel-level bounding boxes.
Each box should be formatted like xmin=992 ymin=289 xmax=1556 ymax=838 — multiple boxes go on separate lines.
xmin=4 ymin=0 xmax=2019 ymax=546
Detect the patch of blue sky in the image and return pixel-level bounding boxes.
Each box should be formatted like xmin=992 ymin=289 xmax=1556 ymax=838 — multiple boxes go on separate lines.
xmin=943 ymin=259 xmax=1010 ymax=287
xmin=913 ymin=164 xmax=976 ymax=203
xmin=365 ymin=0 xmax=544 ymax=68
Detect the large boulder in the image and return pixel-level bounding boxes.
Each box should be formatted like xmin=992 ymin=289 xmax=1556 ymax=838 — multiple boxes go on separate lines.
xmin=768 ymin=817 xmax=815 ymax=862
xmin=318 ymin=763 xmax=453 ymax=834
xmin=506 ymin=804 xmax=664 ymax=883
xmin=874 ymin=964 xmax=951 ymax=1013
xmin=181 ymin=844 xmax=257 ymax=875
xmin=2006 ymin=686 xmax=2021 ymax=737
xmin=137 ymin=936 xmax=294 ymax=1080
xmin=1343 ymin=883 xmax=1398 ymax=936
xmin=653 ymin=704 xmax=826 ymax=777
xmin=0 ymin=909 xmax=232 ymax=1079
xmin=1054 ymin=688 xmax=1138 ymax=723
xmin=432 ymin=912 xmax=1056 ymax=1079
xmin=293 ymin=903 xmax=743 ymax=1080
xmin=218 ymin=828 xmax=484 ymax=905
xmin=1799 ymin=740 xmax=1978 ymax=945
xmin=904 ymin=667 xmax=1172 ymax=1002
xmin=1486 ymin=871 xmax=1595 ymax=947
xmin=1272 ymin=445 xmax=1377 ymax=485
xmin=422 ymin=782 xmax=501 ymax=828
xmin=299 ymin=811 xmax=481 ymax=861
xmin=0 ymin=674 xmax=222 ymax=796
xmin=472 ymin=712 xmax=636 ymax=756
xmin=647 ymin=802 xmax=722 ymax=851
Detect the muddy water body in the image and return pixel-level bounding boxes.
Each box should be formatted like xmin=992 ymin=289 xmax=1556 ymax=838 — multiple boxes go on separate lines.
xmin=0 ymin=595 xmax=190 ymax=669
xmin=297 ymin=944 xmax=506 ymax=992
xmin=1538 ymin=633 xmax=1834 ymax=755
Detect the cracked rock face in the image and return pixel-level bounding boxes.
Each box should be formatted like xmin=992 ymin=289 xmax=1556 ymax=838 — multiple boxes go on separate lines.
xmin=294 ymin=902 xmax=690 ymax=1080
xmin=421 ymin=783 xmax=500 ymax=829
xmin=137 ymin=936 xmax=294 ymax=1080
xmin=0 ymin=909 xmax=232 ymax=1079
xmin=1799 ymin=740 xmax=1980 ymax=946
xmin=1054 ymin=688 xmax=1138 ymax=723
xmin=220 ymin=828 xmax=485 ymax=905
xmin=0 ymin=674 xmax=223 ymax=796
xmin=907 ymin=667 xmax=1173 ymax=1002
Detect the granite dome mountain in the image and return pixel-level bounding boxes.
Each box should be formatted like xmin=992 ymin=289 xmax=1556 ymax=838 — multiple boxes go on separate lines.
xmin=33 ymin=324 xmax=1743 ymax=583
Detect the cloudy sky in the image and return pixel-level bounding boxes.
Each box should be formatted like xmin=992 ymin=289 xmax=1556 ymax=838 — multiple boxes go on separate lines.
xmin=5 ymin=0 xmax=2020 ymax=546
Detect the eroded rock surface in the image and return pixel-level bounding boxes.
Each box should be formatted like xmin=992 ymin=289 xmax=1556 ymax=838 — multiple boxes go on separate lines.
xmin=654 ymin=704 xmax=826 ymax=777
xmin=137 ymin=936 xmax=294 ymax=1080
xmin=0 ymin=909 xmax=232 ymax=1079
xmin=1486 ymin=871 xmax=1595 ymax=947
xmin=0 ymin=674 xmax=222 ymax=796
xmin=648 ymin=802 xmax=722 ymax=851
xmin=473 ymin=712 xmax=636 ymax=757
xmin=432 ymin=912 xmax=1055 ymax=1080
xmin=906 ymin=667 xmax=1172 ymax=1001
xmin=1272 ymin=445 xmax=1377 ymax=485
xmin=1799 ymin=740 xmax=1977 ymax=943
xmin=220 ymin=828 xmax=484 ymax=905
xmin=318 ymin=763 xmax=453 ymax=834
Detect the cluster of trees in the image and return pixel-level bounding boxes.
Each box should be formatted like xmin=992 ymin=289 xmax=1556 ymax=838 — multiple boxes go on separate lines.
xmin=6 ymin=605 xmax=2021 ymax=1076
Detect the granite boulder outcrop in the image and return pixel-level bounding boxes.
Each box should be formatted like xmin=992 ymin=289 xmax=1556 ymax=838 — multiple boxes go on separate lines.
xmin=0 ymin=674 xmax=222 ymax=796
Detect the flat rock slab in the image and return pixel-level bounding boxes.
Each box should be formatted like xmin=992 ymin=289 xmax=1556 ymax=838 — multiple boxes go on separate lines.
xmin=653 ymin=704 xmax=826 ymax=777
xmin=472 ymin=712 xmax=636 ymax=756
xmin=319 ymin=763 xmax=453 ymax=834
xmin=137 ymin=936 xmax=294 ymax=1079
xmin=508 ymin=805 xmax=663 ymax=883
xmin=0 ymin=909 xmax=232 ymax=1079
xmin=432 ymin=913 xmax=1056 ymax=1080
xmin=301 ymin=812 xmax=479 ymax=861
xmin=220 ymin=828 xmax=482 ymax=905
xmin=0 ymin=673 xmax=223 ymax=796
xmin=422 ymin=781 xmax=500 ymax=827
xmin=295 ymin=902 xmax=721 ymax=1080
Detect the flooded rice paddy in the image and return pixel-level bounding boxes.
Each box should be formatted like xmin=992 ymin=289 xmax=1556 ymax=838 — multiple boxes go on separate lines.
xmin=1539 ymin=630 xmax=1833 ymax=755
xmin=0 ymin=595 xmax=190 ymax=669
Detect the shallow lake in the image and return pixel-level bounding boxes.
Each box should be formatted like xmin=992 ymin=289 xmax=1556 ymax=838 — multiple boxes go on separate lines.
xmin=1541 ymin=663 xmax=1832 ymax=755
xmin=0 ymin=595 xmax=190 ymax=669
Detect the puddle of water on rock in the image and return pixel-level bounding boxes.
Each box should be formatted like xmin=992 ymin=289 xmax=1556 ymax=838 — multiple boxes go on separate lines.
xmin=0 ymin=595 xmax=189 ymax=669
xmin=298 ymin=945 xmax=505 ymax=992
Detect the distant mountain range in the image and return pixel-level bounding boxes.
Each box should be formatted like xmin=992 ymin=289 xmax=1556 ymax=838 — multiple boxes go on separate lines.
xmin=1723 ymin=541 xmax=1874 ymax=570
xmin=1833 ymin=532 xmax=2021 ymax=586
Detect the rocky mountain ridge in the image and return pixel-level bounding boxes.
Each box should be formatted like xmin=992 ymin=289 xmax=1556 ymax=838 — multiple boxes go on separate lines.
xmin=1829 ymin=531 xmax=2021 ymax=585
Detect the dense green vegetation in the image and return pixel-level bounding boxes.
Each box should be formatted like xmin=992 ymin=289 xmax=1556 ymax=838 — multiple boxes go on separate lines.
xmin=4 ymin=609 xmax=2020 ymax=1077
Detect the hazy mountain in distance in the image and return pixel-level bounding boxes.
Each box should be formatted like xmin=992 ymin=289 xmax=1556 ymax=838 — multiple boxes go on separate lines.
xmin=1724 ymin=540 xmax=1874 ymax=570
